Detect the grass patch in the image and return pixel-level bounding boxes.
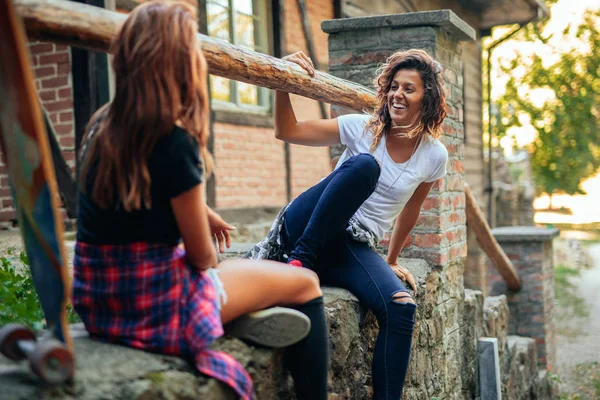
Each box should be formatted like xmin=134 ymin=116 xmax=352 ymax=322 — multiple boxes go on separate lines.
xmin=560 ymin=362 xmax=600 ymax=400
xmin=554 ymin=264 xmax=590 ymax=337
xmin=0 ymin=247 xmax=80 ymax=331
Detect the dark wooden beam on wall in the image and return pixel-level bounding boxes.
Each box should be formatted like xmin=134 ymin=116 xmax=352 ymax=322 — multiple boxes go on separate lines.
xmin=196 ymin=0 xmax=216 ymax=208
xmin=333 ymin=0 xmax=341 ymax=19
xmin=71 ymin=0 xmax=110 ymax=181
xmin=71 ymin=44 xmax=96 ymax=179
xmin=272 ymin=0 xmax=292 ymax=203
xmin=296 ymin=0 xmax=328 ymax=120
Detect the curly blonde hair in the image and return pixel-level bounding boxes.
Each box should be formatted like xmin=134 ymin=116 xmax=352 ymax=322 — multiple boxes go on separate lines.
xmin=366 ymin=49 xmax=447 ymax=152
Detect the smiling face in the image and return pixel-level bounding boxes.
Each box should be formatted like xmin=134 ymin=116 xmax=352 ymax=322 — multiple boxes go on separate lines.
xmin=387 ymin=69 xmax=425 ymax=129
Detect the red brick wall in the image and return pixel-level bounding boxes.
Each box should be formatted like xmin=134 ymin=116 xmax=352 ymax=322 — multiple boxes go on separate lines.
xmin=30 ymin=42 xmax=76 ymax=164
xmin=0 ymin=41 xmax=75 ymax=223
xmin=213 ymin=123 xmax=287 ymax=208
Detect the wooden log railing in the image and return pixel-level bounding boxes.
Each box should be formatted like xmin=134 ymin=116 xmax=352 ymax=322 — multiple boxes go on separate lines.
xmin=465 ymin=184 xmax=521 ymax=290
xmin=14 ymin=0 xmax=376 ymax=112
xmin=14 ymin=0 xmax=521 ymax=290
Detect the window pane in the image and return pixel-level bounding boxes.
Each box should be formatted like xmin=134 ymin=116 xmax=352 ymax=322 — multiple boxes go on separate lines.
xmin=211 ymin=76 xmax=231 ymax=102
xmin=235 ymin=13 xmax=255 ymax=48
xmin=207 ymin=3 xmax=230 ymax=40
xmin=238 ymin=82 xmax=258 ymax=105
xmin=233 ymin=0 xmax=253 ymax=16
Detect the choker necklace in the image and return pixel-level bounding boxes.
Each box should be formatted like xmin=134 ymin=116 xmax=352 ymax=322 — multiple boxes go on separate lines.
xmin=389 ymin=113 xmax=421 ymax=137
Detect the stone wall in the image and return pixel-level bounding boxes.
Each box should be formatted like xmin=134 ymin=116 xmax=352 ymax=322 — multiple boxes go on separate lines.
xmin=1 ymin=254 xmax=557 ymax=399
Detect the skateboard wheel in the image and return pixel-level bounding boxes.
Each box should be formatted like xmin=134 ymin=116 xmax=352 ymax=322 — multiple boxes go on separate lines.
xmin=29 ymin=339 xmax=74 ymax=384
xmin=0 ymin=324 xmax=36 ymax=361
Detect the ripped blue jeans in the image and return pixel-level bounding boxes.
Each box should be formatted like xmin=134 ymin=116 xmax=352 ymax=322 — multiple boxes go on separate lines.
xmin=283 ymin=153 xmax=416 ymax=400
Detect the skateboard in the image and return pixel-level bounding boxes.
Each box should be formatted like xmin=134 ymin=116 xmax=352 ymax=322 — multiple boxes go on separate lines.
xmin=0 ymin=0 xmax=74 ymax=384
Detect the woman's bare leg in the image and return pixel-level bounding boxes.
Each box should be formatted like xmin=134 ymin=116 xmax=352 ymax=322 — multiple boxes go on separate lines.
xmin=217 ymin=258 xmax=322 ymax=324
xmin=216 ymin=258 xmax=328 ymax=400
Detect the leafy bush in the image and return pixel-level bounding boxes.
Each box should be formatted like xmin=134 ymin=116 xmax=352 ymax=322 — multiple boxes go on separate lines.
xmin=0 ymin=248 xmax=80 ymax=331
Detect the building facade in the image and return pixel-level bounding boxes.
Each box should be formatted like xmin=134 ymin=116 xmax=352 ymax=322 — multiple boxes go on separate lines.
xmin=2 ymin=0 xmax=547 ymax=226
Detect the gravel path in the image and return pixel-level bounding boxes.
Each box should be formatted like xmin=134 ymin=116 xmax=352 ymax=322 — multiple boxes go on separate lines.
xmin=556 ymin=242 xmax=600 ymax=397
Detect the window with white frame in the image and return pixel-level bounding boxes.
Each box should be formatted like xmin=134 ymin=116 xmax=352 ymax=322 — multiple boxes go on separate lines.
xmin=207 ymin=0 xmax=270 ymax=111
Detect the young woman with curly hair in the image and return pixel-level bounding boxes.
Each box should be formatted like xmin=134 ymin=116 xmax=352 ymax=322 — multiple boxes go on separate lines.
xmin=249 ymin=48 xmax=448 ymax=399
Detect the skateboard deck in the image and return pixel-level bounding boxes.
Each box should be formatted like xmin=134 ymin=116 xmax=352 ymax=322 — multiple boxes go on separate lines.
xmin=0 ymin=0 xmax=74 ymax=384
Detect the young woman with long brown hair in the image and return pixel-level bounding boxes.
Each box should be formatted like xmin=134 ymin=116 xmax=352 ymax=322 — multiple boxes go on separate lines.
xmin=248 ymin=49 xmax=449 ymax=399
xmin=71 ymin=2 xmax=328 ymax=399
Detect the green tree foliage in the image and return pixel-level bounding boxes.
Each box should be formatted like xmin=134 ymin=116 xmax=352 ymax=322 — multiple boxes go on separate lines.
xmin=496 ymin=7 xmax=600 ymax=202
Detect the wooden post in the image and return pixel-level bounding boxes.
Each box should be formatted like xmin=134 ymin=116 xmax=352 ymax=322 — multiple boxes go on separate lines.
xmin=465 ymin=183 xmax=521 ymax=290
xmin=272 ymin=0 xmax=293 ymax=203
xmin=70 ymin=0 xmax=109 ymax=181
xmin=196 ymin=0 xmax=216 ymax=208
xmin=478 ymin=338 xmax=501 ymax=400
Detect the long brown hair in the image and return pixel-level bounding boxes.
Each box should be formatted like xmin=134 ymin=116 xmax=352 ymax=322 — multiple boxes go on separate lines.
xmin=366 ymin=49 xmax=447 ymax=152
xmin=81 ymin=1 xmax=213 ymax=211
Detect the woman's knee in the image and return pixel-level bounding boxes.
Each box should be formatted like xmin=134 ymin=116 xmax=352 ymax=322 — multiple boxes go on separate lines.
xmin=348 ymin=153 xmax=381 ymax=179
xmin=387 ymin=291 xmax=417 ymax=332
xmin=392 ymin=291 xmax=416 ymax=305
xmin=294 ymin=268 xmax=323 ymax=303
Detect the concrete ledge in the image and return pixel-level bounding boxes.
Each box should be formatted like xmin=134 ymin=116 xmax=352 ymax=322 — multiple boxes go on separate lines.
xmin=321 ymin=10 xmax=476 ymax=41
xmin=491 ymin=226 xmax=560 ymax=243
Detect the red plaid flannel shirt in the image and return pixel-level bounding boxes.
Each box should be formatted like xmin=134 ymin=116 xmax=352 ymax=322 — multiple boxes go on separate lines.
xmin=72 ymin=241 xmax=253 ymax=399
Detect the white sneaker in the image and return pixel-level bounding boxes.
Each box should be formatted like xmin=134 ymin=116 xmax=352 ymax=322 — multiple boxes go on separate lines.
xmin=226 ymin=307 xmax=311 ymax=348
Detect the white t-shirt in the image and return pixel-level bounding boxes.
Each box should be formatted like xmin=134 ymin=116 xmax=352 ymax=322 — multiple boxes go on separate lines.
xmin=335 ymin=114 xmax=448 ymax=240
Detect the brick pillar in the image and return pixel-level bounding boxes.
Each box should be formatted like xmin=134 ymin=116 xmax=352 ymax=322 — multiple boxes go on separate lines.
xmin=487 ymin=226 xmax=559 ymax=371
xmin=323 ymin=11 xmax=474 ymax=268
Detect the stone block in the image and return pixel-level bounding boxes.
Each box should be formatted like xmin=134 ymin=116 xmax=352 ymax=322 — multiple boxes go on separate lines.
xmin=478 ymin=338 xmax=501 ymax=400
xmin=321 ymin=10 xmax=476 ymax=41
xmin=504 ymin=336 xmax=539 ymax=400
xmin=461 ymin=289 xmax=485 ymax=398
xmin=484 ymin=295 xmax=509 ymax=362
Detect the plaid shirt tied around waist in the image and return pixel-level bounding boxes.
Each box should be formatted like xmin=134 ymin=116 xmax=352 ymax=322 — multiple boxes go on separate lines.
xmin=72 ymin=241 xmax=253 ymax=399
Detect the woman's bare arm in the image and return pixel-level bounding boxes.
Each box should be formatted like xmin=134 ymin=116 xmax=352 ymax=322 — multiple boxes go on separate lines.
xmin=171 ymin=182 xmax=218 ymax=270
xmin=274 ymin=51 xmax=341 ymax=147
